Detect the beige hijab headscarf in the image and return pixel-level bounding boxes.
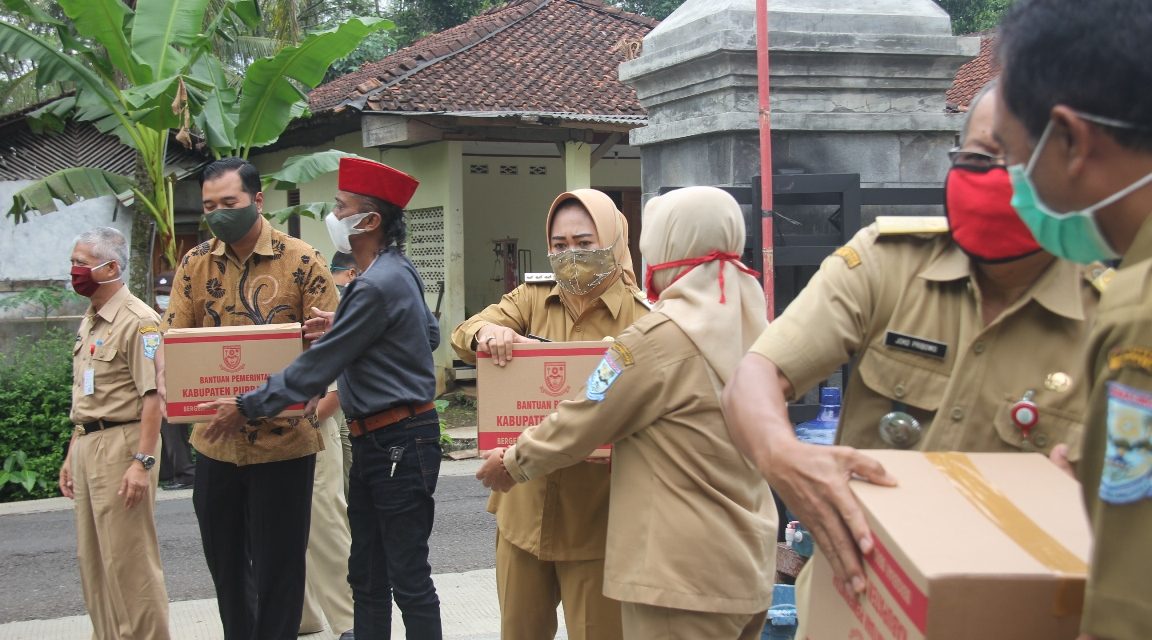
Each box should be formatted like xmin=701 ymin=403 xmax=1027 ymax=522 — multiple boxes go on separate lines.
xmin=545 ymin=189 xmax=637 ymax=317
xmin=640 ymin=186 xmax=767 ymax=392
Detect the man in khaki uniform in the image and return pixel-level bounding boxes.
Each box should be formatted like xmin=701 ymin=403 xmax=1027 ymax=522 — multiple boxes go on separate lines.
xmin=451 ymin=189 xmax=648 ymax=640
xmin=477 ymin=187 xmax=776 ymax=639
xmin=994 ymin=2 xmax=1152 ymax=637
xmin=723 ymin=82 xmax=1105 ymax=604
xmin=160 ymin=158 xmax=338 ymax=640
xmin=59 ymin=227 xmax=170 ymax=639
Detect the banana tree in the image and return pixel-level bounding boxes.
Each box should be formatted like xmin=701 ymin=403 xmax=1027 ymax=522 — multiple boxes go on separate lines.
xmin=1 ymin=0 xmax=390 ymax=299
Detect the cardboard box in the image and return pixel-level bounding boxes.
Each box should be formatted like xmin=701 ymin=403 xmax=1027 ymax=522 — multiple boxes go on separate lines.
xmin=805 ymin=451 xmax=1090 ymax=640
xmin=477 ymin=341 xmax=612 ymax=457
xmin=162 ymin=323 xmax=306 ymax=422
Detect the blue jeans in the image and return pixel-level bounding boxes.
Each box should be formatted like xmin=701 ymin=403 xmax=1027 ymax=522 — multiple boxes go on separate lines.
xmin=348 ymin=410 xmax=443 ymax=639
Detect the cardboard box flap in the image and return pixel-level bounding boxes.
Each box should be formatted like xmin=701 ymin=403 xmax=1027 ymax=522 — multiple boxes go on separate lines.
xmin=852 ymin=451 xmax=1091 ymax=580
xmin=164 ymin=323 xmax=302 ymax=340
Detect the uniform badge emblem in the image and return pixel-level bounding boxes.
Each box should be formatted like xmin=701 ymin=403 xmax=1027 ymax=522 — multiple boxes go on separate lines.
xmin=221 ymin=344 xmax=244 ymax=372
xmin=1108 ymin=347 xmax=1152 ymax=375
xmin=1101 ymin=381 xmax=1152 ymax=504
xmin=540 ymin=362 xmax=569 ymax=397
xmin=586 ymin=353 xmax=623 ymax=402
xmin=1045 ymin=372 xmax=1072 ymax=393
xmin=141 ymin=332 xmax=161 ymax=360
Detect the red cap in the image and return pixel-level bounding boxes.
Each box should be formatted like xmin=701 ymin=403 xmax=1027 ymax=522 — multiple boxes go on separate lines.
xmin=338 ymin=157 xmax=419 ymax=208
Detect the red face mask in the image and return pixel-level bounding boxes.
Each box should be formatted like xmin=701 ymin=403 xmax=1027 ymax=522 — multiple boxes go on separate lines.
xmin=643 ymin=251 xmax=759 ymax=303
xmin=70 ymin=261 xmax=115 ymax=297
xmin=944 ymin=165 xmax=1042 ymax=263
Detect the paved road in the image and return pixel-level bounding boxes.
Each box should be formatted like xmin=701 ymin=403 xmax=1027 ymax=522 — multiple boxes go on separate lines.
xmin=0 ymin=465 xmax=495 ymax=624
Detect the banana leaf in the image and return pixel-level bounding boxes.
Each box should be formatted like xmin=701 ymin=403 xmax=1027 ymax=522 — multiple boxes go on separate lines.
xmin=132 ymin=0 xmax=212 ymax=80
xmin=7 ymin=168 xmax=135 ymax=222
xmin=263 ymin=150 xmax=368 ymax=190
xmin=266 ymin=201 xmax=333 ymax=225
xmin=189 ymin=55 xmax=239 ymax=156
xmin=234 ymin=17 xmax=392 ymax=154
xmin=0 ymin=21 xmax=122 ymax=114
xmin=26 ymin=96 xmax=76 ymax=134
xmin=57 ymin=0 xmax=144 ymax=84
xmin=0 ymin=0 xmax=61 ymax=25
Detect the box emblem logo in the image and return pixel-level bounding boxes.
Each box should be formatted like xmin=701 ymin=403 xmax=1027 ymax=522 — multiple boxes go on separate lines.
xmin=221 ymin=344 xmax=244 ymax=372
xmin=541 ymin=361 xmax=570 ymax=397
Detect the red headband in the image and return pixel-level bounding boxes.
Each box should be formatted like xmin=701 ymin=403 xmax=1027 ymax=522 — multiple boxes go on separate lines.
xmin=644 ymin=251 xmax=759 ymax=303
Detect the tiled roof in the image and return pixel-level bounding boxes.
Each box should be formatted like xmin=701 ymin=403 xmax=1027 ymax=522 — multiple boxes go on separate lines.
xmin=946 ymin=32 xmax=997 ymax=111
xmin=308 ymin=0 xmax=656 ymax=117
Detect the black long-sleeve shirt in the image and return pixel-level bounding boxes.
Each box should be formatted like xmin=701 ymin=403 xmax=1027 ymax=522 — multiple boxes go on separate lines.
xmin=242 ymin=248 xmax=439 ymax=420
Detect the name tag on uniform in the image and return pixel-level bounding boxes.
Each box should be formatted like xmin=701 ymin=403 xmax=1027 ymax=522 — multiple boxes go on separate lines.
xmin=885 ymin=331 xmax=948 ymax=359
xmin=83 ymin=368 xmax=95 ymax=395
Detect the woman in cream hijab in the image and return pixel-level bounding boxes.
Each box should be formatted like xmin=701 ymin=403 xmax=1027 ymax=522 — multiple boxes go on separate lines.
xmin=452 ymin=189 xmax=649 ymax=640
xmin=477 ymin=186 xmax=778 ymax=639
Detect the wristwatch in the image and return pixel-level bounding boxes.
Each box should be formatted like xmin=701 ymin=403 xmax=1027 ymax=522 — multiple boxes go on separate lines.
xmin=133 ymin=452 xmax=156 ymax=471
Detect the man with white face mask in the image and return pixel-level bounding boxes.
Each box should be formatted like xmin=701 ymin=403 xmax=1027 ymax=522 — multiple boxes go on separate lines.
xmin=200 ymin=157 xmax=443 ymax=640
xmin=451 ymin=190 xmax=649 ymax=640
xmin=995 ymin=1 xmax=1152 ymax=638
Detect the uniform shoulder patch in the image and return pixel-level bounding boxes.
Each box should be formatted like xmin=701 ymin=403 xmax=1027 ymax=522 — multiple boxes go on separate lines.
xmin=1101 ymin=381 xmax=1152 ymax=504
xmin=610 ymin=341 xmax=635 ymax=366
xmin=139 ymin=325 xmax=159 ymax=335
xmin=833 ymin=246 xmax=862 ymax=269
xmin=586 ymin=351 xmax=624 ymax=402
xmin=631 ymin=312 xmax=671 ymax=335
xmin=1108 ymin=347 xmax=1152 ymax=375
xmin=141 ymin=331 xmax=161 ymax=360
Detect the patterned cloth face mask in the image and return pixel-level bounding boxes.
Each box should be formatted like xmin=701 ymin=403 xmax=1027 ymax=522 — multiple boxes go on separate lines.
xmin=548 ymin=245 xmax=617 ymax=296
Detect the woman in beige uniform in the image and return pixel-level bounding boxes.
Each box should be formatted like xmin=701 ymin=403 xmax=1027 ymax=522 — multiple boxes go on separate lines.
xmin=476 ymin=186 xmax=778 ymax=640
xmin=451 ymin=189 xmax=648 ymax=640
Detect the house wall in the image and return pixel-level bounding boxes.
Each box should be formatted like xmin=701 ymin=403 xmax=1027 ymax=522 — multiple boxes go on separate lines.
xmin=0 ymin=180 xmax=131 ymax=322
xmin=459 ymin=155 xmax=640 ymax=316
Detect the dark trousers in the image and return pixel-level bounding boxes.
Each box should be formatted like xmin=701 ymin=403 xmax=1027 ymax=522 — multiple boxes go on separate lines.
xmin=348 ymin=411 xmax=442 ymax=639
xmin=158 ymin=420 xmax=195 ymax=484
xmin=193 ymin=452 xmax=316 ymax=640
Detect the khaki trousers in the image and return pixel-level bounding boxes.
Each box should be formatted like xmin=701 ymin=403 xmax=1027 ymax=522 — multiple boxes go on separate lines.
xmin=496 ymin=532 xmax=623 ymax=640
xmin=794 ymin=560 xmax=814 ymax=639
xmin=620 ymin=602 xmax=766 ymax=640
xmin=71 ymin=423 xmax=170 ymax=640
xmin=299 ymin=415 xmax=355 ymax=634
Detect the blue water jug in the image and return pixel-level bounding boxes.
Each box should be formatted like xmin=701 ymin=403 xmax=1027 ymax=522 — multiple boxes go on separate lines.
xmin=793 ymin=387 xmax=840 ymax=446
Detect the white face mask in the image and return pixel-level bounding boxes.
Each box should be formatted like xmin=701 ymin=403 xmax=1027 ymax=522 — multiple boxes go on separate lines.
xmin=325 ymin=211 xmax=372 ymax=253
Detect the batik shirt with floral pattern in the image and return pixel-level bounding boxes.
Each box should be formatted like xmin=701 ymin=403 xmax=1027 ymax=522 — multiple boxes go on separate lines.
xmin=161 ymin=222 xmax=339 ymax=465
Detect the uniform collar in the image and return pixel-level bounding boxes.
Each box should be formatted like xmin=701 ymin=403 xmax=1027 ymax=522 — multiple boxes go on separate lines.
xmin=209 ymin=220 xmax=275 ymax=261
xmin=918 ymin=242 xmax=971 ymax=282
xmin=546 ymin=277 xmax=628 ymax=318
xmin=93 ymin=285 xmax=130 ymax=323
xmin=1121 ymin=214 xmax=1152 ymax=267
xmin=920 ymin=242 xmax=1085 ymax=321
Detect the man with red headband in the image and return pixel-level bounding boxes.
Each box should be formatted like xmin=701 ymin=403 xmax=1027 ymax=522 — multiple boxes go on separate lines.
xmin=201 ymin=157 xmax=443 ymax=639
xmin=722 ymin=81 xmax=1107 ymax=631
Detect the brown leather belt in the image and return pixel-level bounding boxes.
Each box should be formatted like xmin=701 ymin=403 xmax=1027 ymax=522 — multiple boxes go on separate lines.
xmin=348 ymin=402 xmax=436 ymax=438
xmin=79 ymin=419 xmax=133 ymax=435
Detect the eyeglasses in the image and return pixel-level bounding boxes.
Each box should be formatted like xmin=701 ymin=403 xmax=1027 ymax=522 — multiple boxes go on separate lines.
xmin=948 ymin=148 xmax=1006 ymax=169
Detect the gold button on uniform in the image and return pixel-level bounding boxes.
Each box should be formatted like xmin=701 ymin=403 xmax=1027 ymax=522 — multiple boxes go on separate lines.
xmin=894 ymin=384 xmax=906 ymax=398
xmin=951 ymin=407 xmax=964 ymax=421
xmin=973 ymin=341 xmax=986 ymax=354
xmin=1033 ymin=432 xmax=1049 ymax=447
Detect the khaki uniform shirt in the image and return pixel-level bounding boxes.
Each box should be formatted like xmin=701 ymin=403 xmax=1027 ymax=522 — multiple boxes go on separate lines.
xmin=1078 ymin=217 xmax=1152 ymax=640
xmin=750 ymin=224 xmax=1103 ymax=455
xmin=451 ymin=278 xmax=650 ymax=560
xmin=504 ymin=313 xmax=777 ymax=614
xmin=71 ymin=286 xmax=161 ymax=425
xmin=162 ymin=223 xmax=339 ymax=465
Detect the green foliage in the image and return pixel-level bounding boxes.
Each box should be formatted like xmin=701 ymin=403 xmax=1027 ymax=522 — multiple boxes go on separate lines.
xmin=390 ymin=0 xmax=497 ymax=47
xmin=607 ymin=0 xmax=683 ymax=20
xmin=434 ymin=398 xmax=454 ymax=447
xmin=937 ymin=0 xmax=1015 ymax=35
xmin=323 ymin=30 xmax=396 ymax=83
xmin=0 ymin=285 xmax=84 ymax=325
xmin=0 ymin=329 xmax=76 ymax=501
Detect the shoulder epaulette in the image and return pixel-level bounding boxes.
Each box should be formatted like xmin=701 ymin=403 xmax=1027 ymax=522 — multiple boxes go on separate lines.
xmin=1086 ymin=262 xmax=1116 ymax=293
xmin=633 ymin=289 xmax=653 ymax=310
xmin=875 ymin=216 xmax=949 ymax=236
xmin=524 ymin=272 xmax=555 ymax=284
